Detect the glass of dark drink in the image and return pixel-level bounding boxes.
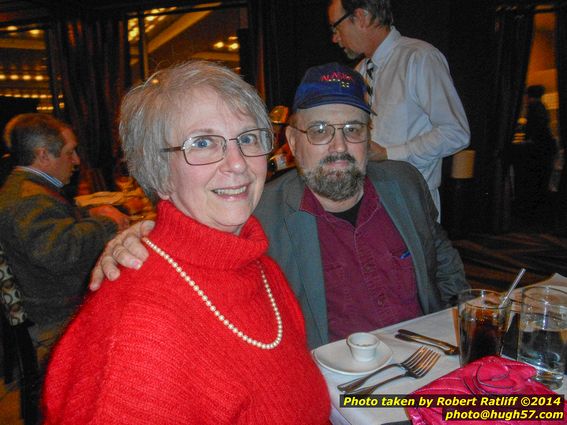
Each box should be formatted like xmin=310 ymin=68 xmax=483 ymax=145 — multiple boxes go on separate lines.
xmin=458 ymin=289 xmax=511 ymax=366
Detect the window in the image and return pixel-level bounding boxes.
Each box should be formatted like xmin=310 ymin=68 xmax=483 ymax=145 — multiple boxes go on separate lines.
xmin=127 ymin=4 xmax=248 ymax=84
xmin=0 ymin=24 xmax=57 ymax=112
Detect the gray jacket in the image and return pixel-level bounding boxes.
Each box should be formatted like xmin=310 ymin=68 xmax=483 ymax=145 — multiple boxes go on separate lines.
xmin=254 ymin=160 xmax=467 ymax=348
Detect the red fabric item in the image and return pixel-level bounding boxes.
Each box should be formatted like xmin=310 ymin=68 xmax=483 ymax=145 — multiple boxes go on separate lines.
xmin=407 ymin=356 xmax=567 ymax=425
xmin=43 ymin=201 xmax=330 ymax=424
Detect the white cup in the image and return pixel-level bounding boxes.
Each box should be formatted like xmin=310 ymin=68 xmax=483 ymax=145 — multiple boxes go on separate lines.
xmin=347 ymin=332 xmax=380 ymax=362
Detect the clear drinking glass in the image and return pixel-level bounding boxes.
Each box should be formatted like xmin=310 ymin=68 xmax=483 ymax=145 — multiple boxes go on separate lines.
xmin=458 ymin=289 xmax=511 ymax=366
xmin=517 ymin=286 xmax=567 ymax=390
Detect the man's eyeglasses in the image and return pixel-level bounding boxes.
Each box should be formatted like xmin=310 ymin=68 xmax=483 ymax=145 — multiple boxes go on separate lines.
xmin=330 ymin=11 xmax=352 ymax=34
xmin=161 ymin=128 xmax=274 ymax=166
xmin=290 ymin=123 xmax=369 ymax=145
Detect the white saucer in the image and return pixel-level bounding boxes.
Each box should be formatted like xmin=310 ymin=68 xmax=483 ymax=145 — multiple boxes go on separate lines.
xmin=312 ymin=338 xmax=393 ymax=375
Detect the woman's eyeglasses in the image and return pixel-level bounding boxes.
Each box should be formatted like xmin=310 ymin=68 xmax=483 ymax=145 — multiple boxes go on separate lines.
xmin=161 ymin=128 xmax=274 ymax=166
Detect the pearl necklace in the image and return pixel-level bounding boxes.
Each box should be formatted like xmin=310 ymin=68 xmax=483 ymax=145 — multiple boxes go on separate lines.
xmin=143 ymin=237 xmax=283 ymax=350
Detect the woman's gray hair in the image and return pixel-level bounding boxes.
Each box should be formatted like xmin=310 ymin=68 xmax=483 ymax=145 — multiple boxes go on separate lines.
xmin=119 ymin=60 xmax=271 ymax=202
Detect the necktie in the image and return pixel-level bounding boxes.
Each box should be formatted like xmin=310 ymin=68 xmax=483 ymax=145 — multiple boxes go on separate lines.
xmin=365 ymin=59 xmax=375 ymax=104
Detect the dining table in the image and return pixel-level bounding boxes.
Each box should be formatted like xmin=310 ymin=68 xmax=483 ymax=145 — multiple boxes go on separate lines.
xmin=315 ymin=273 xmax=567 ymax=425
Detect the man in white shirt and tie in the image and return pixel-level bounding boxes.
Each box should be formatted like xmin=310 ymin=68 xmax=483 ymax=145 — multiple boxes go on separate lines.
xmin=327 ymin=0 xmax=470 ymax=213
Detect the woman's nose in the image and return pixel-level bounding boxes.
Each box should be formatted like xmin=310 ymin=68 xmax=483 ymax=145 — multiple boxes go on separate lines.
xmin=221 ymin=140 xmax=248 ymax=172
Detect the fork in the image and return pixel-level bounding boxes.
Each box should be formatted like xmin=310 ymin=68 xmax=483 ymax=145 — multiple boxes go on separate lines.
xmin=349 ymin=348 xmax=440 ymax=395
xmin=337 ymin=346 xmax=430 ymax=393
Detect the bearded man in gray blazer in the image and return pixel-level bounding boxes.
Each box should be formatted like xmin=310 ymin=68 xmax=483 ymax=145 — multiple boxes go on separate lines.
xmin=255 ymin=63 xmax=466 ymax=348
xmin=91 ymin=63 xmax=467 ymax=349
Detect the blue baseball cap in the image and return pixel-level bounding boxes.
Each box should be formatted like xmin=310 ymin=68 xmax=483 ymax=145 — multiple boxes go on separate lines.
xmin=292 ymin=62 xmax=372 ymax=114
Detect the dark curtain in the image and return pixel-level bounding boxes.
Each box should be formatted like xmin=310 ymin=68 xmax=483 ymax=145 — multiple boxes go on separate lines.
xmin=247 ymin=0 xmax=275 ymax=106
xmin=556 ymin=2 xmax=567 ymax=231
xmin=49 ymin=14 xmax=131 ymax=189
xmin=248 ymin=0 xmax=313 ymax=108
xmin=247 ymin=0 xmax=343 ymax=110
xmin=488 ymin=4 xmax=534 ymax=233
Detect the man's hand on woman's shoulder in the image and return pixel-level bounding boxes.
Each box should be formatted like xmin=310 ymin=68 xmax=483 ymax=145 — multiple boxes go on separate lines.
xmin=89 ymin=220 xmax=155 ymax=290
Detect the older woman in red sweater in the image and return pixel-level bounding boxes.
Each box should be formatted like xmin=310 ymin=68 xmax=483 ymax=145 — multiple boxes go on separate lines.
xmin=42 ymin=60 xmax=330 ymax=424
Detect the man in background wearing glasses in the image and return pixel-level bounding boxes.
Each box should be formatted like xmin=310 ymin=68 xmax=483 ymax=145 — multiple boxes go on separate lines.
xmin=328 ymin=0 xmax=470 ymax=213
xmin=91 ymin=63 xmax=467 ymax=350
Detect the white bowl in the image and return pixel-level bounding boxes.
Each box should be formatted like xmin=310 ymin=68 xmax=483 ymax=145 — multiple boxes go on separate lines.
xmin=347 ymin=332 xmax=380 ymax=362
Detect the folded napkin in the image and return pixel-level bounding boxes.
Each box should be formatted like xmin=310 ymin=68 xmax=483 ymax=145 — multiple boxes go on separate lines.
xmin=407 ymin=356 xmax=566 ymax=425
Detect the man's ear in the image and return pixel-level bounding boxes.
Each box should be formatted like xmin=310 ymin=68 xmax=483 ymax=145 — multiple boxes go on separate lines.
xmin=285 ymin=125 xmax=297 ymax=156
xmin=34 ymin=147 xmax=51 ymax=165
xmin=353 ymin=8 xmax=372 ymax=28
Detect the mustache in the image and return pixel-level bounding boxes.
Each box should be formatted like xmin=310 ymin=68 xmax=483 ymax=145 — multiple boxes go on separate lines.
xmin=320 ymin=152 xmax=356 ymax=165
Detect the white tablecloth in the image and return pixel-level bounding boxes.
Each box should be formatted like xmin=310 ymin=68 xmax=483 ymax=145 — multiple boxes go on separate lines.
xmin=320 ymin=273 xmax=567 ymax=425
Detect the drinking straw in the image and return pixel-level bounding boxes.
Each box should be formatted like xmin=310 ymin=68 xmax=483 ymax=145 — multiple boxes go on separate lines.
xmin=499 ymin=268 xmax=527 ymax=308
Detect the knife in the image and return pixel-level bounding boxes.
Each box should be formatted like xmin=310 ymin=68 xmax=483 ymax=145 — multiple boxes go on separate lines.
xmin=395 ymin=333 xmax=459 ymax=355
xmin=397 ymin=329 xmax=459 ymax=354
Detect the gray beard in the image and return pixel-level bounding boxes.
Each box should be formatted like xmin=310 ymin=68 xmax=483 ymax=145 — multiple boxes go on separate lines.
xmin=344 ymin=49 xmax=360 ymax=59
xmin=298 ymin=153 xmax=366 ymax=202
xmin=344 ymin=48 xmax=362 ymax=60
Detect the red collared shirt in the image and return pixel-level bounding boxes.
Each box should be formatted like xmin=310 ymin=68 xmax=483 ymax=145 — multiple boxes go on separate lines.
xmin=300 ymin=177 xmax=423 ymax=341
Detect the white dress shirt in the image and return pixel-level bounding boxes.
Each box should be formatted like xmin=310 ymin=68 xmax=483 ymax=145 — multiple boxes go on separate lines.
xmin=357 ymin=27 xmax=470 ymax=210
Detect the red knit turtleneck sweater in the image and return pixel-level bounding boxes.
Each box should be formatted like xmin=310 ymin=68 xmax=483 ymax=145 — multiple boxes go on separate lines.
xmin=43 ymin=201 xmax=330 ymax=424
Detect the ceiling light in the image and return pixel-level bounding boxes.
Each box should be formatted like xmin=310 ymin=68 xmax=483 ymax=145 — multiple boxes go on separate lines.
xmin=10 ymin=74 xmax=19 ymax=80
xmin=6 ymin=26 xmax=18 ymax=31
xmin=35 ymin=75 xmax=44 ymax=81
xmin=213 ymin=41 xmax=224 ymax=49
xmin=29 ymin=29 xmax=41 ymax=36
xmin=228 ymin=42 xmax=239 ymax=51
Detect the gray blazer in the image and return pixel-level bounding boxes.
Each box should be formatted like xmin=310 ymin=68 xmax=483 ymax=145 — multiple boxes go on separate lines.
xmin=254 ymin=160 xmax=468 ymax=349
